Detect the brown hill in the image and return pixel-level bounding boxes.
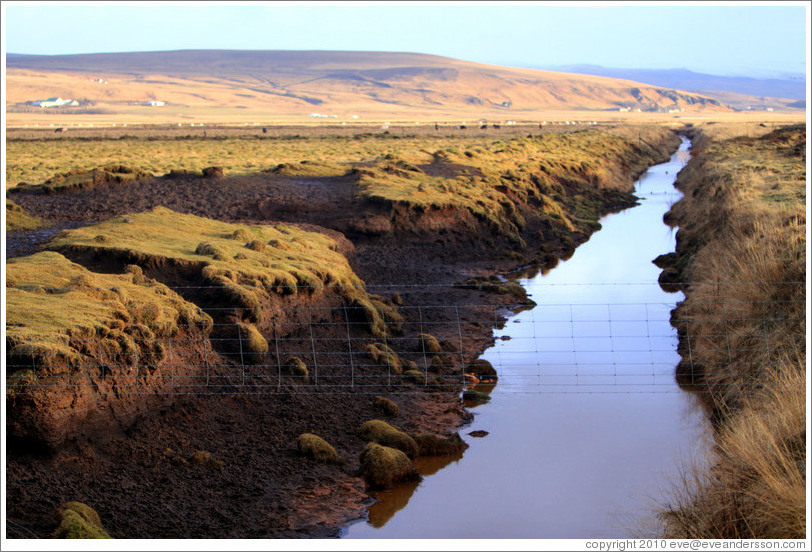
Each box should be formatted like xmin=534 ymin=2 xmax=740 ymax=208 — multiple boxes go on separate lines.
xmin=6 ymin=50 xmax=730 ymax=122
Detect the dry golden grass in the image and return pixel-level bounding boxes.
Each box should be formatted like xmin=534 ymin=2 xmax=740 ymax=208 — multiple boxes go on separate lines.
xmin=661 ymin=124 xmax=806 ymax=538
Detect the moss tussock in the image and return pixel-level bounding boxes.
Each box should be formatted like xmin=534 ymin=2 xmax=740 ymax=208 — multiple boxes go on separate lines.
xmin=359 ymin=419 xmax=419 ymax=458
xmin=54 ymin=502 xmax=111 ymax=539
xmin=283 ymin=357 xmax=309 ymax=383
xmin=365 ymin=343 xmax=403 ymax=374
xmin=358 ymin=443 xmax=420 ymax=489
xmin=297 ymin=433 xmax=344 ymax=464
xmin=373 ymin=396 xmax=399 ymax=417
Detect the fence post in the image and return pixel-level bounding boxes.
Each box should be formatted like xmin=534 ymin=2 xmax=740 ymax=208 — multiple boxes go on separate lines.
xmin=237 ymin=322 xmax=245 ymax=388
xmin=343 ymin=305 xmax=355 ymax=389
xmin=308 ymin=307 xmax=318 ymax=386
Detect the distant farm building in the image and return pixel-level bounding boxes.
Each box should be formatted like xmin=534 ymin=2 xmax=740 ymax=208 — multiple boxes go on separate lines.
xmin=146 ymin=100 xmax=166 ymax=107
xmin=31 ymin=97 xmax=78 ymax=108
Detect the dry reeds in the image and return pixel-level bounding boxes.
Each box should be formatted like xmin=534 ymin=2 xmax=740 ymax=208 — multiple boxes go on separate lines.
xmin=661 ymin=125 xmax=806 ymax=538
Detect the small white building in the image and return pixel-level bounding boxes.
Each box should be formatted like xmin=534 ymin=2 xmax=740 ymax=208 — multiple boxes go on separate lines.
xmin=32 ymin=97 xmax=74 ymax=108
xmin=146 ymin=100 xmax=166 ymax=107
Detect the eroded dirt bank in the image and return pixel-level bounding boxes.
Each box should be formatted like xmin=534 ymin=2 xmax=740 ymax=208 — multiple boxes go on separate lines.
xmin=5 ymin=127 xmax=680 ymax=538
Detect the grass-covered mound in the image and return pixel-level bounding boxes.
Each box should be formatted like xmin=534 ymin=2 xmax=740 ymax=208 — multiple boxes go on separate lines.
xmin=358 ymin=443 xmax=420 ymax=489
xmin=11 ymin=164 xmax=153 ymax=194
xmin=359 ymin=419 xmax=419 ymax=458
xmin=6 ymin=251 xmax=213 ymax=445
xmin=53 ymin=502 xmax=111 ymax=539
xmin=297 ymin=433 xmax=344 ymax=464
xmin=6 ymin=251 xmax=212 ymax=378
xmin=6 ymin=198 xmax=44 ymax=230
xmin=46 ymin=207 xmax=399 ymax=337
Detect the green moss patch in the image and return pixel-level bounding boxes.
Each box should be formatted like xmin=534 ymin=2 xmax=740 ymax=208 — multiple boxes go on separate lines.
xmin=359 ymin=419 xmax=419 ymax=458
xmin=417 ymin=333 xmax=442 ymax=354
xmin=373 ymin=396 xmax=399 ymax=417
xmin=53 ymin=502 xmax=111 ymax=539
xmin=297 ymin=433 xmax=343 ymax=464
xmin=358 ymin=443 xmax=420 ymax=489
xmin=365 ymin=343 xmax=403 ymax=374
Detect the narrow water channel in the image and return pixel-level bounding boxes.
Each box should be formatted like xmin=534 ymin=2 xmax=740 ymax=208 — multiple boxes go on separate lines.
xmin=343 ymin=137 xmax=709 ymax=539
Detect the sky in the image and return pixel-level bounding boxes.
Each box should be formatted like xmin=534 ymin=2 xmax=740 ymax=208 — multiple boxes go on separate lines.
xmin=2 ymin=2 xmax=808 ymax=78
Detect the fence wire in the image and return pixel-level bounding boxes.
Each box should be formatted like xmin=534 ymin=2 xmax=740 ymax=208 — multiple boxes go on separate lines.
xmin=5 ymin=282 xmax=806 ymax=396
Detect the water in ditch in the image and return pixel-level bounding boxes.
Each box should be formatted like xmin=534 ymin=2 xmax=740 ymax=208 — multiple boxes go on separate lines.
xmin=343 ymin=137 xmax=709 ymax=539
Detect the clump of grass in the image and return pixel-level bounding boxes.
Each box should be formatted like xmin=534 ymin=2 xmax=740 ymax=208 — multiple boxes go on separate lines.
xmin=365 ymin=343 xmax=403 ymax=374
xmin=358 ymin=443 xmax=420 ymax=489
xmin=404 ymin=369 xmax=428 ymax=385
xmin=195 ymin=241 xmax=230 ymax=261
xmin=53 ymin=502 xmax=111 ymax=539
xmin=297 ymin=433 xmax=344 ymax=464
xmin=417 ymin=333 xmax=442 ymax=354
xmin=245 ymin=240 xmax=267 ymax=252
xmin=238 ymin=323 xmax=268 ymax=357
xmin=191 ymin=450 xmax=212 ymax=465
xmin=6 ymin=198 xmax=44 ymax=230
xmin=284 ymin=357 xmax=309 ymax=383
xmin=359 ymin=419 xmax=419 ymax=458
xmin=373 ymin=396 xmax=399 ymax=417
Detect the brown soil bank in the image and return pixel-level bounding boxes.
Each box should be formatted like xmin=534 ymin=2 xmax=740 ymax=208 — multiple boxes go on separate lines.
xmin=6 ymin=126 xmax=680 ymax=539
xmin=657 ymin=124 xmax=806 ymax=538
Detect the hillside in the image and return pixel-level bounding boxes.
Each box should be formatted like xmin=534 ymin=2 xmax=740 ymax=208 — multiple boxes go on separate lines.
xmin=548 ymin=64 xmax=807 ymax=111
xmin=6 ymin=50 xmax=730 ymax=123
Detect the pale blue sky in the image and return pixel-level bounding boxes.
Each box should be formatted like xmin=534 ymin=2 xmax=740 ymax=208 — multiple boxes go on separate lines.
xmin=3 ymin=2 xmax=808 ymax=77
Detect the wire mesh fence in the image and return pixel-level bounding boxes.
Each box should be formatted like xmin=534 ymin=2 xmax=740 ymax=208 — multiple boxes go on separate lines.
xmin=6 ymin=281 xmax=806 ymax=396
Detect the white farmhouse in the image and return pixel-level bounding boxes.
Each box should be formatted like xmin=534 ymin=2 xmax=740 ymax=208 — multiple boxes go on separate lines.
xmin=146 ymin=100 xmax=166 ymax=107
xmin=32 ymin=97 xmax=74 ymax=108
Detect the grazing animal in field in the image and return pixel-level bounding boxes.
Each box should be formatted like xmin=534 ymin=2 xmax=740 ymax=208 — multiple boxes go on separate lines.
xmin=493 ymin=124 xmax=501 ymax=129
xmin=480 ymin=124 xmax=488 ymax=129
xmin=434 ymin=123 xmax=439 ymax=130
xmin=262 ymin=128 xmax=267 ymax=133
xmin=55 ymin=127 xmax=67 ymax=133
xmin=460 ymin=125 xmax=467 ymax=130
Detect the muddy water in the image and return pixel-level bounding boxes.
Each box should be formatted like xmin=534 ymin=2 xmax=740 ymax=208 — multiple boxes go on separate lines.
xmin=343 ymin=138 xmax=709 ymax=539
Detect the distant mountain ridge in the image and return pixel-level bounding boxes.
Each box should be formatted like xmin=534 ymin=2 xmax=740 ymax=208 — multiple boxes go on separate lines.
xmin=546 ymin=64 xmax=806 ymax=101
xmin=6 ymin=50 xmax=734 ymax=118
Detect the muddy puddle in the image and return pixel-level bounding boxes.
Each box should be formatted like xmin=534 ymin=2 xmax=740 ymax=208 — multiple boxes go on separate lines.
xmin=342 ymin=137 xmax=710 ymax=539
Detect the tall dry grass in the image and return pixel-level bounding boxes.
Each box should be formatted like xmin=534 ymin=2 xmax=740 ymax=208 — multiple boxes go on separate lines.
xmin=660 ymin=125 xmax=806 ymax=538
